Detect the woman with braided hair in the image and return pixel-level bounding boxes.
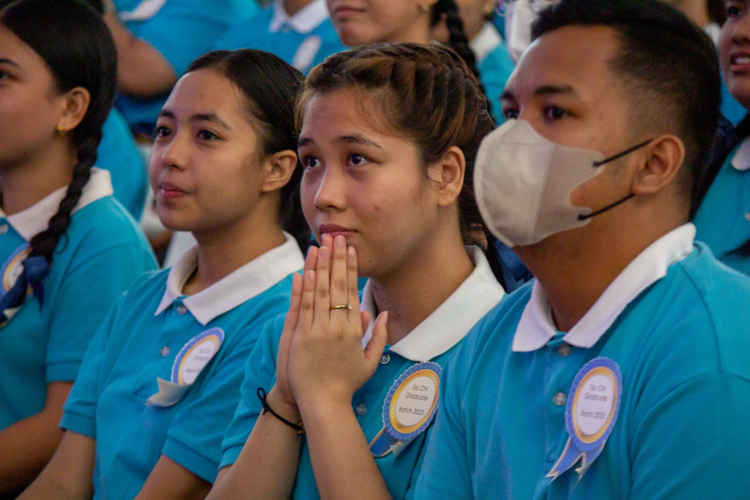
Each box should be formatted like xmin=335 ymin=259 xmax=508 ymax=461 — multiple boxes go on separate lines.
xmin=0 ymin=0 xmax=157 ymax=494
xmin=210 ymin=43 xmax=505 ymax=500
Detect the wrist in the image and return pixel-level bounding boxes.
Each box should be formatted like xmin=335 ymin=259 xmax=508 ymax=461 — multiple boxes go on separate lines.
xmin=298 ymin=398 xmax=354 ymax=424
xmin=266 ymin=386 xmax=301 ymax=423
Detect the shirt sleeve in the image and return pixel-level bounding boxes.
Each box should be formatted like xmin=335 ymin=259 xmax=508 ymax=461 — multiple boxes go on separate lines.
xmin=219 ymin=315 xmax=285 ymax=469
xmin=59 ymin=296 xmax=124 ymax=438
xmin=127 ymin=0 xmax=256 ymax=76
xmin=413 ymin=351 xmax=474 ymax=500
xmin=162 ymin=309 xmax=287 ymax=483
xmin=45 ymin=244 xmax=155 ymax=383
xmin=630 ymin=373 xmax=750 ymax=499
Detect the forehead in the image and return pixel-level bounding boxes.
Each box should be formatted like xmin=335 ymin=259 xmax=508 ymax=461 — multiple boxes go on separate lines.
xmin=507 ymin=25 xmax=623 ymax=100
xmin=0 ymin=24 xmax=44 ymax=67
xmin=164 ymin=69 xmax=247 ymax=117
xmin=300 ymin=89 xmax=395 ymax=140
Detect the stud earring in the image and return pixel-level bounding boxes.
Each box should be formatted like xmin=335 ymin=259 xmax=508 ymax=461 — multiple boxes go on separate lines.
xmin=56 ymin=127 xmax=66 ymax=137
xmin=419 ymin=4 xmax=429 ymax=13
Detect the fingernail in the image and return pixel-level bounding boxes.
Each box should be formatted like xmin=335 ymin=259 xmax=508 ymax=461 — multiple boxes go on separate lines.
xmin=319 ymin=246 xmax=330 ymax=260
xmin=335 ymin=235 xmax=346 ymax=248
xmin=306 ymin=270 xmax=315 ymax=281
xmin=348 ymin=246 xmax=356 ymax=258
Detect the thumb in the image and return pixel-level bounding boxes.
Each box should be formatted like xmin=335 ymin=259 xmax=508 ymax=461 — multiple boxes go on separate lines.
xmin=363 ymin=311 xmax=388 ymax=372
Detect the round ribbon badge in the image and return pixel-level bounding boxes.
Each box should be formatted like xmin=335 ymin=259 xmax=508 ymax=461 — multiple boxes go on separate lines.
xmin=547 ymin=357 xmax=622 ymax=481
xmin=1 ymin=244 xmax=30 ymax=297
xmin=171 ymin=327 xmax=225 ymax=385
xmin=369 ymin=362 xmax=442 ymax=458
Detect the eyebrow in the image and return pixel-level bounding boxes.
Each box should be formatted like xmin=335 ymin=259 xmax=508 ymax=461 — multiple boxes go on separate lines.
xmin=501 ymin=84 xmax=579 ymax=102
xmin=0 ymin=58 xmax=20 ymax=68
xmin=298 ymin=134 xmax=385 ymax=150
xmin=157 ymin=109 xmax=231 ymax=130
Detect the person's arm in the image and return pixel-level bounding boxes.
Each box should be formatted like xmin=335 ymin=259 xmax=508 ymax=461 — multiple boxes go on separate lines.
xmin=208 ymin=257 xmax=315 ymax=500
xmin=18 ymin=431 xmax=96 ymax=500
xmin=103 ymin=11 xmax=178 ymax=98
xmin=135 ymin=456 xmax=211 ymax=500
xmin=287 ymin=235 xmax=390 ymax=500
xmin=0 ymin=382 xmax=72 ymax=493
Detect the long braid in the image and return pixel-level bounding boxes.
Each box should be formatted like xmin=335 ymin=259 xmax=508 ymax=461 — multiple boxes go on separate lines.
xmin=432 ymin=0 xmax=493 ymax=122
xmin=28 ymin=135 xmax=99 ymax=264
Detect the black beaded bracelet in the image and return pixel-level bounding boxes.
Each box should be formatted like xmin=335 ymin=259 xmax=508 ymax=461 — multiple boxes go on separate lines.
xmin=257 ymin=388 xmax=305 ymax=435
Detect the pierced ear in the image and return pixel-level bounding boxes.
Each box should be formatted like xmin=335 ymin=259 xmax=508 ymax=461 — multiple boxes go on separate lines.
xmin=431 ymin=146 xmax=466 ymax=207
xmin=56 ymin=87 xmax=91 ymax=135
xmin=261 ymin=150 xmax=298 ymax=193
xmin=631 ymin=135 xmax=685 ymax=195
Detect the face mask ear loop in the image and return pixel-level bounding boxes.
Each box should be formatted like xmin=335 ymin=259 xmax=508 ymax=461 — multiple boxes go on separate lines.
xmin=578 ymin=193 xmax=635 ymax=221
xmin=592 ymin=138 xmax=655 ymax=167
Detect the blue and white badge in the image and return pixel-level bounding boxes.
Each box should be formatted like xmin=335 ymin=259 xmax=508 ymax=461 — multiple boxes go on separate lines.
xmin=146 ymin=327 xmax=225 ymax=407
xmin=369 ymin=362 xmax=442 ymax=458
xmin=1 ymin=244 xmax=29 ymax=297
xmin=547 ymin=357 xmax=622 ymax=481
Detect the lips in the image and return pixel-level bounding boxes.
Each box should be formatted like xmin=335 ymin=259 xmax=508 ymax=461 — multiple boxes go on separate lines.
xmin=729 ymin=51 xmax=750 ymax=72
xmin=319 ymin=223 xmax=356 ymax=238
xmin=329 ymin=2 xmax=364 ymax=20
xmin=159 ymin=181 xmax=188 ymax=199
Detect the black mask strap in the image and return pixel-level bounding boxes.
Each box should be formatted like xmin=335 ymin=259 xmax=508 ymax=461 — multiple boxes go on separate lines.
xmin=593 ymin=138 xmax=655 ymax=167
xmin=578 ymin=193 xmax=635 ymax=221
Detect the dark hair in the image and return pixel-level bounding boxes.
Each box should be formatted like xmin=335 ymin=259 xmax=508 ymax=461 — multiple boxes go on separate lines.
xmin=532 ymin=0 xmax=722 ymax=215
xmin=708 ymin=0 xmax=727 ymax=25
xmin=296 ymin=44 xmax=507 ymax=284
xmin=186 ymin=50 xmax=310 ymax=252
xmin=431 ymin=0 xmax=492 ymax=119
xmin=0 ymin=0 xmax=116 ymax=307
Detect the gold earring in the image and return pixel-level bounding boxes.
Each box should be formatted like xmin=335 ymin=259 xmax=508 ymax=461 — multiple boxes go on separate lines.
xmin=56 ymin=127 xmax=66 ymax=137
xmin=419 ymin=3 xmax=429 ymax=13
xmin=482 ymin=2 xmax=494 ymax=17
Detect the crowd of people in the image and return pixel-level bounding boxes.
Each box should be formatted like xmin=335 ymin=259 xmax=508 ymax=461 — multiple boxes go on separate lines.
xmin=1 ymin=0 xmax=750 ymax=498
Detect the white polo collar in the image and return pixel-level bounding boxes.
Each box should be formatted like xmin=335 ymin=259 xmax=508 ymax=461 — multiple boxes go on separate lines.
xmin=470 ymin=22 xmax=502 ymax=64
xmin=155 ymin=232 xmax=304 ymax=325
xmin=0 ymin=168 xmax=114 ymax=242
xmin=512 ymin=223 xmax=696 ymax=352
xmin=269 ymin=0 xmax=329 ymax=35
xmin=361 ymin=246 xmax=505 ymax=363
xmin=731 ymin=137 xmax=750 ymax=172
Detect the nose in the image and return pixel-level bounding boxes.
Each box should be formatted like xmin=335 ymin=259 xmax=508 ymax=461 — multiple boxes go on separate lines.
xmin=312 ymin=165 xmax=348 ymax=212
xmin=730 ymin=11 xmax=750 ymax=45
xmin=156 ymin=129 xmax=191 ymax=171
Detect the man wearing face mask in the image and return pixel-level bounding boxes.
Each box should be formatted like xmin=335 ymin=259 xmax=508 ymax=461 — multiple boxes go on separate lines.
xmin=415 ymin=1 xmax=750 ymax=499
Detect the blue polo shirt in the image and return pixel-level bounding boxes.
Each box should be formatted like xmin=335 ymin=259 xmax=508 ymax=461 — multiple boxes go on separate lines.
xmin=97 ymin=109 xmax=148 ymax=219
xmin=0 ymin=169 xmax=155 ymax=431
xmin=213 ymin=0 xmax=346 ymax=75
xmin=472 ymin=22 xmax=515 ymax=126
xmin=694 ymin=138 xmax=750 ymax=276
xmin=221 ymin=247 xmax=505 ymax=500
xmin=61 ymin=234 xmax=304 ymax=499
xmin=113 ymin=0 xmax=260 ymax=132
xmin=415 ymin=225 xmax=750 ymax=499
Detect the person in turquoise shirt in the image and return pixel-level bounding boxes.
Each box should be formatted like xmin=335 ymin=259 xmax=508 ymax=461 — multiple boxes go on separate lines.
xmin=415 ymin=1 xmax=750 ymax=498
xmin=22 ymin=50 xmax=309 ymax=499
xmin=433 ymin=0 xmax=515 ymax=125
xmin=213 ymin=0 xmax=346 ymax=75
xmin=97 ymin=108 xmax=149 ymax=219
xmin=694 ymin=0 xmax=750 ymax=276
xmin=208 ymin=44 xmax=505 ymax=500
xmin=107 ymin=0 xmax=260 ymax=134
xmin=0 ymin=1 xmax=157 ymax=494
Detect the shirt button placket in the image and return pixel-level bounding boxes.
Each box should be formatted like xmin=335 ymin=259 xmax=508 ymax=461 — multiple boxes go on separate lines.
xmin=552 ymin=392 xmax=567 ymax=407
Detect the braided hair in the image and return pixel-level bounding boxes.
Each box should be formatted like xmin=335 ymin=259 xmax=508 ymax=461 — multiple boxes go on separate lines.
xmin=186 ymin=50 xmax=311 ymax=253
xmin=295 ymin=43 xmax=506 ymax=286
xmin=0 ymin=0 xmax=117 ymax=309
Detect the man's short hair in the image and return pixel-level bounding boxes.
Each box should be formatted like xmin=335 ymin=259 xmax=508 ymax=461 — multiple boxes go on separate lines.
xmin=532 ymin=0 xmax=722 ymax=214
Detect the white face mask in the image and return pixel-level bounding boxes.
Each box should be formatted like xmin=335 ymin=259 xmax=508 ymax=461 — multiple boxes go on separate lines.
xmin=474 ymin=119 xmax=649 ymax=247
xmin=504 ymin=0 xmax=557 ymax=63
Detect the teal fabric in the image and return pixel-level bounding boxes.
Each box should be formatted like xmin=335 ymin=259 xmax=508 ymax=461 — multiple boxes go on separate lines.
xmin=221 ymin=314 xmax=456 ymax=500
xmin=114 ymin=0 xmax=260 ymax=131
xmin=61 ymin=269 xmax=298 ymax=499
xmin=213 ymin=6 xmax=346 ymax=75
xmin=97 ymin=109 xmax=148 ymax=219
xmin=415 ymin=244 xmax=750 ymax=499
xmin=478 ymin=41 xmax=515 ymax=126
xmin=694 ymin=145 xmax=750 ymax=276
xmin=0 ymin=197 xmax=156 ymax=430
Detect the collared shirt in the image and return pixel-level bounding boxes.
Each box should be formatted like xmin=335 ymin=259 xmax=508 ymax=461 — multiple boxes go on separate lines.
xmin=269 ymin=0 xmax=328 ymax=34
xmin=61 ymin=234 xmax=303 ymax=499
xmin=469 ymin=22 xmax=515 ymax=126
xmin=513 ymin=224 xmax=695 ymax=352
xmin=0 ymin=170 xmax=155 ymax=431
xmin=415 ymin=233 xmax=750 ymax=499
xmin=695 ymin=139 xmax=750 ymax=276
xmin=213 ymin=0 xmax=346 ymax=74
xmin=221 ymin=247 xmax=505 ymax=500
